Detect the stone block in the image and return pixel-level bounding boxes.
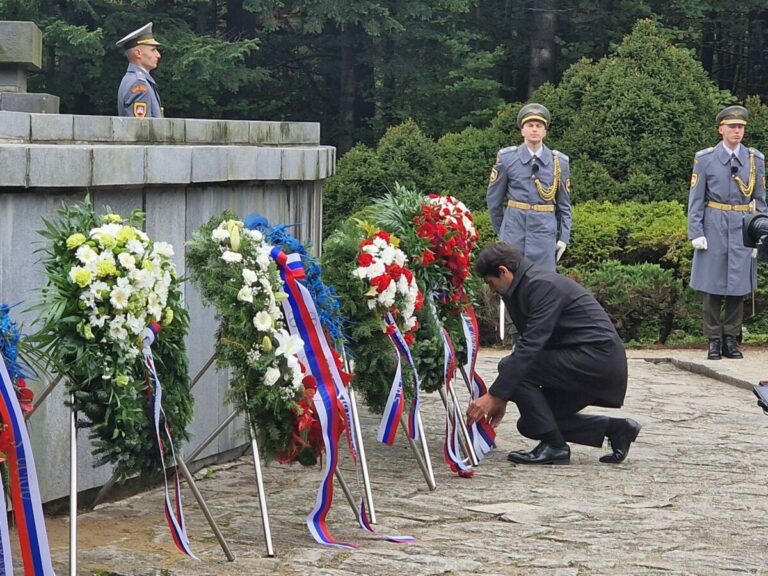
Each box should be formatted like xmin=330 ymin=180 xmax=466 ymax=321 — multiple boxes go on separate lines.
xmin=0 ymin=22 xmax=42 ymax=69
xmin=281 ymin=148 xmax=320 ymax=181
xmin=0 ymin=145 xmax=27 ymax=186
xmin=0 ymin=67 xmax=27 ymax=92
xmin=112 ymin=116 xmax=153 ymax=142
xmin=0 ymin=92 xmax=59 ymax=114
xmin=74 ymin=115 xmax=114 ymax=142
xmin=31 ymin=113 xmax=74 ymax=141
xmin=279 ymin=122 xmax=320 ymax=145
xmin=146 ymin=146 xmax=192 ymax=183
xmin=0 ymin=111 xmax=30 ymax=140
xmin=249 ymin=121 xmax=280 ymax=145
xmin=91 ymin=145 xmax=145 ymax=186
xmin=28 ymin=145 xmax=91 ymax=187
xmin=147 ymin=118 xmax=186 ymax=143
xmin=228 ymin=146 xmax=281 ymax=180
xmin=226 ymin=120 xmax=250 ymax=143
xmin=192 ymin=146 xmax=228 ymax=182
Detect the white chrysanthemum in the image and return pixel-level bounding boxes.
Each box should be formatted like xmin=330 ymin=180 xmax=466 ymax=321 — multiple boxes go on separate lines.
xmin=291 ymin=364 xmax=304 ymax=387
xmin=131 ymin=268 xmax=155 ymax=290
xmin=253 ymin=310 xmax=273 ymax=332
xmin=242 ymin=268 xmax=258 ymax=286
xmin=80 ymin=291 xmax=96 ymax=308
xmin=89 ymin=312 xmax=108 ymax=328
xmin=110 ymin=284 xmax=131 ymax=310
xmin=362 ymin=243 xmax=379 ymax=255
xmin=118 ymin=252 xmax=136 ymax=270
xmin=126 ymin=312 xmax=145 ymax=335
xmin=368 ymin=261 xmax=386 ymax=278
xmin=108 ymin=316 xmax=128 ymax=341
xmin=221 ymin=250 xmax=242 ymax=263
xmin=101 ymin=223 xmax=122 ymax=237
xmin=396 ymin=276 xmax=409 ymax=295
xmin=212 ymin=227 xmax=230 ymax=242
xmin=393 ymin=249 xmax=407 ymax=267
xmin=96 ymin=249 xmax=116 ymax=265
xmin=367 ymin=299 xmax=377 ymax=310
xmin=147 ymin=291 xmax=163 ymax=320
xmin=275 ymin=329 xmax=303 ymax=358
xmin=135 ymin=230 xmax=149 ymax=243
xmin=256 ymin=252 xmax=271 ymax=270
xmin=152 ymin=241 xmax=174 ymax=258
xmin=76 ymin=245 xmax=98 ymax=266
xmin=380 ymin=245 xmax=396 ymax=265
xmin=372 ymin=237 xmax=387 ymax=249
xmin=90 ymin=280 xmax=109 ymax=298
xmin=264 ymin=366 xmax=280 ymax=387
xmin=238 ymin=286 xmax=254 ymax=303
xmin=125 ymin=238 xmax=145 ymax=255
xmin=246 ymin=229 xmax=263 ymax=242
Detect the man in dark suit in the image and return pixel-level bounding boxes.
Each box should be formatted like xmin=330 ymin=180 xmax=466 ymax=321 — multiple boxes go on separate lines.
xmin=466 ymin=242 xmax=640 ymax=465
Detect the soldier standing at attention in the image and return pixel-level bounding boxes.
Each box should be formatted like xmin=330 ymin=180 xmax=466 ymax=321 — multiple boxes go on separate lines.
xmin=486 ymin=103 xmax=572 ymax=272
xmin=688 ymin=105 xmax=767 ymax=360
xmin=115 ymin=22 xmax=163 ymax=118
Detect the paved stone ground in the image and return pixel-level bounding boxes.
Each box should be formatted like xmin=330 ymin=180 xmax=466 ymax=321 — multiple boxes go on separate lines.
xmin=35 ymin=348 xmax=768 ymax=575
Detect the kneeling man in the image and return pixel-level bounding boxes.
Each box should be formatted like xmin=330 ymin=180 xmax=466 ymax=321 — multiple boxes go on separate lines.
xmin=466 ymin=242 xmax=640 ymax=465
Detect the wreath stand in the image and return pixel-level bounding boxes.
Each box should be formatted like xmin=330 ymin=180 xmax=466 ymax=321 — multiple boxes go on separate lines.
xmin=26 ymin=365 xmax=236 ymax=572
xmin=87 ymin=348 xmax=380 ymax=557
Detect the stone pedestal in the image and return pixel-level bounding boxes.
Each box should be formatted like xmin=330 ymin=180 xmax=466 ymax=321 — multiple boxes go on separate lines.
xmin=0 ymin=20 xmax=59 ymax=113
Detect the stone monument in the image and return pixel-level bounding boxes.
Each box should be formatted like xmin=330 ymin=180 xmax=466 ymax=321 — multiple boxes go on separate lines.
xmin=0 ymin=20 xmax=59 ymax=113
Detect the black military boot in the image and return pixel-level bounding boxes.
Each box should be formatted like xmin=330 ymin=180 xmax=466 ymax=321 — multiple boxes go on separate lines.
xmin=707 ymin=338 xmax=721 ymax=360
xmin=722 ymin=335 xmax=743 ymax=359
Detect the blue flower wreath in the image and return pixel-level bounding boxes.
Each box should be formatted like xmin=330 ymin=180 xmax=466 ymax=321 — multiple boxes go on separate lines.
xmin=0 ymin=303 xmax=28 ymax=383
xmin=244 ymin=214 xmax=346 ymax=343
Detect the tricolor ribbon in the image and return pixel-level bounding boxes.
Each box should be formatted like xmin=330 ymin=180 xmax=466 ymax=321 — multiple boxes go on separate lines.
xmin=0 ymin=355 xmax=55 ymax=575
xmin=378 ymin=313 xmax=422 ymax=445
xmin=438 ymin=326 xmax=473 ymax=476
xmin=271 ymin=248 xmax=357 ymax=550
xmin=461 ymin=308 xmax=496 ymax=457
xmin=142 ymin=323 xmax=197 ymax=559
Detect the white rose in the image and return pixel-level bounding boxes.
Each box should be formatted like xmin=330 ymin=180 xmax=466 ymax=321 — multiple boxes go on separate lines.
xmin=264 ymin=366 xmax=281 ymax=387
xmin=212 ymin=227 xmax=230 ymax=242
xmin=242 ymin=268 xmax=258 ymax=286
xmin=237 ymin=286 xmax=254 ymax=303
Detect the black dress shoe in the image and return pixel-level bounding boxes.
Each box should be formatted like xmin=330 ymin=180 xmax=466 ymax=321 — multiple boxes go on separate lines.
xmin=707 ymin=338 xmax=721 ymax=360
xmin=600 ymin=418 xmax=641 ymax=464
xmin=722 ymin=335 xmax=743 ymax=359
xmin=507 ymin=441 xmax=570 ymax=465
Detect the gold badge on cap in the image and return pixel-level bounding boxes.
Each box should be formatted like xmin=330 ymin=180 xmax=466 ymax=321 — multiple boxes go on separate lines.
xmin=133 ymin=102 xmax=147 ymax=118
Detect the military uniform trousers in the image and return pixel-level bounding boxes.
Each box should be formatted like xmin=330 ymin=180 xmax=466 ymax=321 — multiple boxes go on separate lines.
xmin=702 ymin=293 xmax=744 ymax=339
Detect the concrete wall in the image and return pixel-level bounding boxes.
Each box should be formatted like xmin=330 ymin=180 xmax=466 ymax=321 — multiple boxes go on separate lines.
xmin=0 ymin=111 xmax=334 ymax=501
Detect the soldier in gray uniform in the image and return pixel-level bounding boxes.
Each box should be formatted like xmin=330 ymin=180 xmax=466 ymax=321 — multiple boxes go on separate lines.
xmin=688 ymin=105 xmax=767 ymax=360
xmin=487 ymin=103 xmax=572 ymax=272
xmin=115 ymin=23 xmax=163 ymax=118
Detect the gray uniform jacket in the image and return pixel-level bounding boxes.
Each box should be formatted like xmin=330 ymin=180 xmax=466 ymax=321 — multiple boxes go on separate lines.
xmin=117 ymin=63 xmax=162 ymax=118
xmin=487 ymin=144 xmax=572 ymax=271
xmin=688 ymin=142 xmax=767 ymax=296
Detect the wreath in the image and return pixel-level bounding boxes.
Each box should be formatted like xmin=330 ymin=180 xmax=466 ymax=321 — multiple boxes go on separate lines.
xmin=321 ymin=217 xmax=423 ymax=411
xmin=33 ymin=198 xmax=193 ymax=480
xmin=186 ymin=213 xmax=324 ymax=465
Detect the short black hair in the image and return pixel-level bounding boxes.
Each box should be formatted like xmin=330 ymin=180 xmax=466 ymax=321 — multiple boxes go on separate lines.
xmin=474 ymin=242 xmax=523 ymax=278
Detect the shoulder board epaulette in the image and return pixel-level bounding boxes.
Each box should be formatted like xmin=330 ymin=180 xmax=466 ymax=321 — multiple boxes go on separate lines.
xmin=553 ymin=150 xmax=569 ymax=162
xmin=498 ymin=146 xmax=517 ymax=155
xmin=695 ymin=147 xmax=715 ymax=158
xmin=750 ymin=147 xmax=765 ymax=160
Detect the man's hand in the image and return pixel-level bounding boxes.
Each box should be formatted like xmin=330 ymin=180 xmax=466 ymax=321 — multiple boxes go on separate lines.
xmin=466 ymin=393 xmax=507 ymax=429
xmin=691 ymin=236 xmax=708 ymax=250
xmin=556 ymin=240 xmax=567 ymax=262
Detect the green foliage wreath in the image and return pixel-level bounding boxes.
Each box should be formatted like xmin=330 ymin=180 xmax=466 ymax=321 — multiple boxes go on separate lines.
xmin=33 ymin=198 xmax=192 ymax=480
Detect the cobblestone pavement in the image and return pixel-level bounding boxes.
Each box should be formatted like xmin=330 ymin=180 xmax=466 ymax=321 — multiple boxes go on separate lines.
xmin=38 ymin=348 xmax=768 ymax=575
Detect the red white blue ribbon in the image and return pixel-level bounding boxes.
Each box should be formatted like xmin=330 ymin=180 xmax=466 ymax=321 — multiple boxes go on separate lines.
xmin=379 ymin=313 xmax=421 ymax=444
xmin=271 ymin=248 xmax=357 ymax=550
xmin=461 ymin=309 xmax=495 ymax=457
xmin=142 ymin=323 xmax=197 ymax=559
xmin=438 ymin=326 xmax=473 ymax=475
xmin=0 ymin=355 xmax=54 ymax=575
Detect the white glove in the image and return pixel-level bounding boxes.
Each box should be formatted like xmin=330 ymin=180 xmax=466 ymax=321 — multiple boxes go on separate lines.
xmin=753 ymin=248 xmax=758 ymax=259
xmin=691 ymin=236 xmax=708 ymax=250
xmin=556 ymin=240 xmax=567 ymax=262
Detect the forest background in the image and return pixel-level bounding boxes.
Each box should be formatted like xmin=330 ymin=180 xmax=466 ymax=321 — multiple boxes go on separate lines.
xmin=8 ymin=0 xmax=768 ymax=345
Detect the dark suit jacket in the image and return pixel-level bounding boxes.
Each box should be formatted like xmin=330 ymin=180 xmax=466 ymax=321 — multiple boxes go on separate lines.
xmin=492 ymin=261 xmax=627 ymax=408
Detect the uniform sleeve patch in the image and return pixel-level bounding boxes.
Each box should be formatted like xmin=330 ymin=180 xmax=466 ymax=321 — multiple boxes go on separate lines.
xmin=490 ymin=167 xmax=498 ymax=183
xmin=690 ymin=172 xmax=698 ymax=189
xmin=565 ymin=178 xmax=572 ymax=193
xmin=133 ymin=102 xmax=147 ymax=118
xmin=130 ymin=84 xmax=148 ymax=94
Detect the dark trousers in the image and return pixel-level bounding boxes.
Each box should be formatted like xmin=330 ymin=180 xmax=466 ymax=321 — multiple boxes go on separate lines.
xmin=508 ymin=381 xmax=609 ymax=447
xmin=702 ymin=293 xmax=743 ymax=339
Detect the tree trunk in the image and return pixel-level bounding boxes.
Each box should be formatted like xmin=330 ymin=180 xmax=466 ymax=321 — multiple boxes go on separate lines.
xmin=337 ymin=23 xmax=357 ymax=154
xmin=527 ymin=0 xmax=557 ymax=96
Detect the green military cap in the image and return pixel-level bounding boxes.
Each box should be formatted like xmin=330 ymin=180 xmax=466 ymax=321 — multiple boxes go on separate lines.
xmin=116 ymin=22 xmax=161 ymax=50
xmin=716 ymin=105 xmax=748 ymax=126
xmin=517 ymin=103 xmax=551 ymax=128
